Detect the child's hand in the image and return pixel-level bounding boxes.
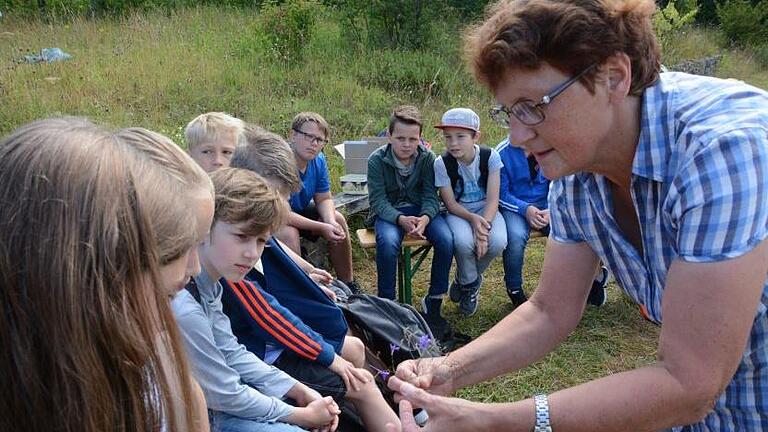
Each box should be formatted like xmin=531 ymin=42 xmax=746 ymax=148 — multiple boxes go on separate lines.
xmin=329 ymin=220 xmax=347 ymax=241
xmin=410 ymin=215 xmax=429 ymax=239
xmin=525 ymin=206 xmax=548 ymax=229
xmin=469 ymin=214 xmax=490 ymax=240
xmin=308 ymin=267 xmax=333 ymax=285
xmin=320 ymin=223 xmax=346 ymax=243
xmin=320 ymin=286 xmax=337 ymax=302
xmin=288 ymin=396 xmax=340 ymax=431
xmin=398 ymin=215 xmax=419 ymax=233
xmin=329 ymin=354 xmax=372 ymax=392
xmin=287 ymin=382 xmax=323 ymax=408
xmin=539 ymin=209 xmax=550 ymax=226
xmin=475 ymin=237 xmax=488 ymax=259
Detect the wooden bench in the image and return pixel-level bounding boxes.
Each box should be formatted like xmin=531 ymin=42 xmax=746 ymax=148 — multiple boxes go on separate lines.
xmin=356 ymin=228 xmax=431 ymax=304
xmin=356 ymin=226 xmax=546 ymax=304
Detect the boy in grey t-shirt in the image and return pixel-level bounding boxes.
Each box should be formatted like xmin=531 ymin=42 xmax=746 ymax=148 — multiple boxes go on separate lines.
xmin=433 ymin=108 xmax=507 ymax=316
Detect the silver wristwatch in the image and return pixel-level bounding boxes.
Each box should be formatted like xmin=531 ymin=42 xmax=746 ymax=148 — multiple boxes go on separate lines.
xmin=533 ymin=394 xmax=552 ymax=432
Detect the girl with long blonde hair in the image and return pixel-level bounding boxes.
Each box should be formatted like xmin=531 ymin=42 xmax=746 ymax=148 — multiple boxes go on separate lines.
xmin=0 ymin=117 xmax=212 ymax=432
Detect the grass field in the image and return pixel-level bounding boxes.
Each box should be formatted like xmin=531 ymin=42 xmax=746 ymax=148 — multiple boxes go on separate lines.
xmin=1 ymin=5 xmax=765 ymax=402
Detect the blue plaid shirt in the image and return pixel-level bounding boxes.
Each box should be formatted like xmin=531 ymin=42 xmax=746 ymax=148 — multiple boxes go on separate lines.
xmin=550 ymin=72 xmax=768 ymax=431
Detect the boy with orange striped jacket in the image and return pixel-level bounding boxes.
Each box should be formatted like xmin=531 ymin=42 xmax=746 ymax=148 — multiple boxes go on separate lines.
xmin=180 ymin=167 xmax=399 ymax=432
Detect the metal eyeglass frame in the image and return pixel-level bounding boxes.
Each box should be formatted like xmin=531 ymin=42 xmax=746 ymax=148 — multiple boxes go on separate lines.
xmin=292 ymin=128 xmax=328 ymax=145
xmin=489 ymin=64 xmax=597 ymax=128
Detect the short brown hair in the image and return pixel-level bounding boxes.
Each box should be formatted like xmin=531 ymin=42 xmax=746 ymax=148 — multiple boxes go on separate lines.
xmin=291 ymin=112 xmax=330 ymax=140
xmin=464 ymin=0 xmax=660 ymax=96
xmin=388 ymin=105 xmax=423 ymax=135
xmin=209 ymin=168 xmax=289 ymax=237
xmin=230 ymin=125 xmax=302 ymax=196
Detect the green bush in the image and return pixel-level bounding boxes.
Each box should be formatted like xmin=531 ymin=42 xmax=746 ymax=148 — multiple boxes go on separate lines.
xmin=328 ymin=0 xmax=441 ymax=50
xmin=716 ymin=0 xmax=768 ymax=46
xmin=259 ymin=0 xmax=320 ymax=62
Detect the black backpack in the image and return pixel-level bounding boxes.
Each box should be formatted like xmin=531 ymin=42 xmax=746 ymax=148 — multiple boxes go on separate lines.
xmin=442 ymin=146 xmax=492 ymax=200
xmin=338 ymin=293 xmax=441 ymax=367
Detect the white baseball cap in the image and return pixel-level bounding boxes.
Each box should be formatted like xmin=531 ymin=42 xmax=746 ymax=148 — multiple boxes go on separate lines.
xmin=434 ymin=108 xmax=480 ymax=132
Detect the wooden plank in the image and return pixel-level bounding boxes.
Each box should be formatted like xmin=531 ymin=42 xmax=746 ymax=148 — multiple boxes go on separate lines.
xmin=356 ymin=228 xmax=430 ymax=249
xmin=333 ymin=193 xmax=369 ymax=215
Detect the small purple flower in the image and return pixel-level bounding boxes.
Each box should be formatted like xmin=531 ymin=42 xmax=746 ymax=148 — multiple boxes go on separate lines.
xmin=418 ymin=334 xmax=431 ymax=350
xmin=369 ymin=364 xmax=391 ymax=381
xmin=390 ymin=343 xmax=400 ymax=357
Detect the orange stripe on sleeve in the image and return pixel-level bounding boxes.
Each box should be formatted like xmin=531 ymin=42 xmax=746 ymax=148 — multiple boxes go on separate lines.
xmin=227 ymin=280 xmax=320 ymax=360
xmin=240 ymin=280 xmax=322 ymax=352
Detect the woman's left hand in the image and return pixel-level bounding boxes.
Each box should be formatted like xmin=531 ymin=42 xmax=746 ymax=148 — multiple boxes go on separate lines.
xmin=386 ymin=377 xmax=479 ymax=432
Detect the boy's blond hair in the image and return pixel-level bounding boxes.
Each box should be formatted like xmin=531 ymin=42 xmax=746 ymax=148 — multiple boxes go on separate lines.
xmin=209 ymin=168 xmax=289 ymax=237
xmin=230 ymin=125 xmax=302 ymax=196
xmin=184 ymin=112 xmax=245 ymax=149
xmin=291 ymin=112 xmax=330 ymax=140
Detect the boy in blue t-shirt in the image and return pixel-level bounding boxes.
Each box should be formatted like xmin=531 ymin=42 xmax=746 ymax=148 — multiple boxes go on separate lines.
xmin=275 ymin=112 xmax=358 ymax=292
xmin=434 ymin=108 xmax=507 ymax=316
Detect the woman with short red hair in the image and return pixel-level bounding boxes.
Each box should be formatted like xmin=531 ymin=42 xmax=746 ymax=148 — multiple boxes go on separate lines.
xmin=387 ymin=0 xmax=768 ymax=430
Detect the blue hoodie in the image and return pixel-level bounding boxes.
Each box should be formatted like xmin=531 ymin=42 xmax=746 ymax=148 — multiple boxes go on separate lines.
xmin=496 ymin=137 xmax=550 ymax=215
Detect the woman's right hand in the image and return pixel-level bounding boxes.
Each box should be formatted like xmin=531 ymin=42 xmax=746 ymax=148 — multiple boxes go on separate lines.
xmin=393 ymin=356 xmax=458 ymax=397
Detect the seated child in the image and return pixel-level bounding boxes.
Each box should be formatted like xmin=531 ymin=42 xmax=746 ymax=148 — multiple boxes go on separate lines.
xmin=172 ymin=168 xmax=341 ymax=431
xmin=211 ymin=167 xmax=399 ymax=432
xmin=497 ymin=136 xmax=609 ymax=307
xmin=0 ymin=118 xmax=207 ymax=432
xmin=366 ymin=105 xmax=454 ymax=330
xmin=185 ymin=112 xmax=244 ymax=173
xmin=186 ymin=113 xmax=334 ymax=286
xmin=433 ymin=108 xmax=507 ymax=316
xmin=275 ymin=112 xmax=358 ymax=292
xmin=228 ymin=126 xmax=355 ymax=352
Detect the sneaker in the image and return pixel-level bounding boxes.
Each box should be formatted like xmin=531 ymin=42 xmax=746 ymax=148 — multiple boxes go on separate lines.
xmin=421 ymin=297 xmax=449 ymax=339
xmin=587 ymin=266 xmax=609 ymax=307
xmin=448 ymin=280 xmax=462 ymax=303
xmin=460 ymin=287 xmax=479 ymax=316
xmin=420 ymin=296 xmax=431 ymax=315
xmin=506 ymin=287 xmax=528 ymax=307
xmin=459 ymin=276 xmax=481 ymax=316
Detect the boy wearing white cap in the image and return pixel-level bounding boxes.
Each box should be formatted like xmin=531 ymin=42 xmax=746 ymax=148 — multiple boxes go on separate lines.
xmin=434 ymin=108 xmax=507 ymax=316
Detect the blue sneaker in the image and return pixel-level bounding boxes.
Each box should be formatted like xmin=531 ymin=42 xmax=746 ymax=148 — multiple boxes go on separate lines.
xmin=459 ymin=276 xmax=482 ymax=316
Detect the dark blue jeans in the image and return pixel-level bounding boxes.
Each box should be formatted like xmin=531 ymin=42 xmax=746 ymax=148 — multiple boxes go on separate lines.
xmin=374 ymin=206 xmax=453 ymax=300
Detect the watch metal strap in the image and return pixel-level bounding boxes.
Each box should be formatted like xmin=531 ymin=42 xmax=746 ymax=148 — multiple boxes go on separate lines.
xmin=533 ymin=394 xmax=552 ymax=432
